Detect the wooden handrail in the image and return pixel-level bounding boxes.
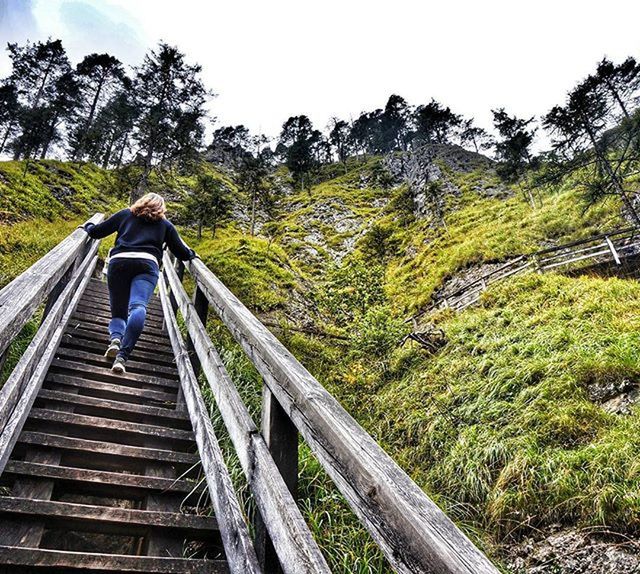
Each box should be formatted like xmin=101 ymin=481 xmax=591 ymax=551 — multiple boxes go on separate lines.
xmin=0 ymin=242 xmax=99 ymax=474
xmin=413 ymin=225 xmax=640 ymax=319
xmin=184 ymin=258 xmax=499 ymax=574
xmin=163 ymin=257 xmax=331 ymax=574
xmin=0 ymin=213 xmax=103 ymax=358
xmin=158 ymin=274 xmax=262 ymax=574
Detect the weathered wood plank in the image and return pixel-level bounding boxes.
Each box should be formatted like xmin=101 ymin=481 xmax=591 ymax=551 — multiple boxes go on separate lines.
xmin=61 ymin=333 xmax=175 ymax=363
xmin=0 ymin=497 xmax=218 ymax=536
xmin=0 ymin=546 xmax=229 ymax=573
xmin=3 ymin=461 xmax=200 ymax=495
xmin=185 ymin=257 xmax=499 ymax=574
xmin=164 ymin=260 xmax=330 ymax=574
xmin=44 ymin=373 xmax=177 ymax=406
xmin=255 ymin=386 xmax=299 ymax=572
xmin=76 ymin=297 xmax=165 ymax=319
xmin=158 ymin=276 xmax=262 ymax=574
xmin=63 ymin=327 xmax=174 ymax=355
xmin=17 ymin=432 xmax=199 ymax=465
xmin=0 ymin=213 xmax=103 ymax=357
xmin=73 ymin=311 xmax=168 ymax=336
xmin=36 ymin=389 xmax=189 ymax=426
xmin=54 ymin=347 xmax=179 ymax=378
xmin=49 ymin=359 xmax=179 ymax=391
xmin=26 ymin=408 xmax=195 ymax=446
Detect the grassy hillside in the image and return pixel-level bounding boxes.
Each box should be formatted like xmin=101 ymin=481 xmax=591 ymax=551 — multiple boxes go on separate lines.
xmin=2 ymin=155 xmax=639 ymax=572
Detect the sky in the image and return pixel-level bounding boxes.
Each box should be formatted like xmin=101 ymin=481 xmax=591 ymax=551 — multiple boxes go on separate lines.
xmin=1 ymin=0 xmax=639 ymax=148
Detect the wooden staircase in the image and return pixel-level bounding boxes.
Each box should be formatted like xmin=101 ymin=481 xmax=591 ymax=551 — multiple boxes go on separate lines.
xmin=0 ymin=215 xmax=500 ymax=574
xmin=0 ymin=278 xmax=227 ymax=573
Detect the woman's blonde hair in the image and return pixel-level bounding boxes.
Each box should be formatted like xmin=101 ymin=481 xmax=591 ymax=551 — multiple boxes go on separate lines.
xmin=130 ymin=193 xmax=166 ymax=222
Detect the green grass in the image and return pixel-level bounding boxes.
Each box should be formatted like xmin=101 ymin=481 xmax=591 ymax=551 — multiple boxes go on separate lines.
xmin=385 ymin=170 xmax=624 ymax=314
xmin=345 ymin=272 xmax=640 ymax=562
xmin=3 ymin=154 xmax=640 ymax=572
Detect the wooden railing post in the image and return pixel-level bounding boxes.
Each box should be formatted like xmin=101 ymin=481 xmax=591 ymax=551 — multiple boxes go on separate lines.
xmin=40 ymin=264 xmax=74 ymax=324
xmin=255 ymin=386 xmax=299 ymax=573
xmin=187 ymin=286 xmax=208 ymax=377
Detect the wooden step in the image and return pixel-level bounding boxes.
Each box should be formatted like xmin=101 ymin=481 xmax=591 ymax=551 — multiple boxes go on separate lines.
xmin=85 ymin=282 xmax=164 ymax=309
xmin=25 ymin=409 xmax=195 ymax=450
xmin=54 ymin=347 xmax=179 ymax=379
xmin=2 ymin=462 xmax=201 ymax=497
xmin=45 ymin=374 xmax=177 ymax=408
xmin=66 ymin=323 xmax=172 ymax=349
xmin=0 ymin=497 xmax=218 ymax=538
xmin=0 ymin=546 xmax=227 ymax=573
xmin=36 ymin=389 xmax=190 ymax=429
xmin=76 ymin=298 xmax=165 ymax=319
xmin=75 ymin=304 xmax=167 ymax=329
xmin=50 ymin=359 xmax=179 ymax=392
xmin=17 ymin=432 xmax=199 ymax=467
xmin=61 ymin=335 xmax=176 ymax=364
xmin=72 ymin=312 xmax=167 ymax=337
xmin=63 ymin=328 xmax=174 ymax=356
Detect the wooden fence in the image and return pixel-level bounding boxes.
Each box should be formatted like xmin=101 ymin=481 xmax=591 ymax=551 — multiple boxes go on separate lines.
xmin=412 ymin=226 xmax=640 ymax=321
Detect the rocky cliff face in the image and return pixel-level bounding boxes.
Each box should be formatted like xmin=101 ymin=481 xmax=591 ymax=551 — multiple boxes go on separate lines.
xmin=383 ymin=143 xmax=510 ymax=218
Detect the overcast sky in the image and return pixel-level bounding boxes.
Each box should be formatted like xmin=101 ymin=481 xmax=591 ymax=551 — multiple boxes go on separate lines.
xmin=1 ymin=0 xmax=639 ymax=147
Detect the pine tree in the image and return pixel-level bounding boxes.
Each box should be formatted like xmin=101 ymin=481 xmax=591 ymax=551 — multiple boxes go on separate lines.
xmin=132 ymin=43 xmax=208 ymax=199
xmin=69 ymin=53 xmax=129 ymax=160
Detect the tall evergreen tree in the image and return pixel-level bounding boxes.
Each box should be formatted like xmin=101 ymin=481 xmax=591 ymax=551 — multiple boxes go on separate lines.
xmin=594 ymin=57 xmax=640 ymax=119
xmin=6 ymin=39 xmax=72 ymax=159
xmin=185 ymin=171 xmax=233 ymax=238
xmin=380 ymin=94 xmax=412 ymax=152
xmin=69 ymin=53 xmax=129 ymax=160
xmin=0 ymin=84 xmax=19 ymax=154
xmin=132 ymin=42 xmax=208 ymax=198
xmin=238 ymin=136 xmax=272 ymax=235
xmin=458 ymin=118 xmax=493 ymax=153
xmin=88 ymin=91 xmax=139 ymax=168
xmin=543 ymin=62 xmax=640 ymax=223
xmin=492 ymin=108 xmax=537 ymax=207
xmin=413 ymin=100 xmax=461 ymax=144
xmin=207 ymin=124 xmax=252 ymax=167
xmin=328 ymin=118 xmax=352 ymax=170
xmin=277 ymin=115 xmax=321 ymax=189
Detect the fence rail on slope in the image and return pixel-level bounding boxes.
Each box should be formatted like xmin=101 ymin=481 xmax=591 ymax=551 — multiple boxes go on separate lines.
xmin=412 ymin=226 xmax=640 ymax=322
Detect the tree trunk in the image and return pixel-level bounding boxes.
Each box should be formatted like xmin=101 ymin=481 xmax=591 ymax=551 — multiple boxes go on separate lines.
xmin=74 ymin=74 xmax=106 ymax=161
xmin=197 ymin=219 xmax=203 ymax=239
xmin=583 ymin=116 xmax=640 ymax=225
xmin=250 ymin=189 xmax=257 ymax=236
xmin=115 ymin=132 xmax=129 ymax=169
xmin=604 ymin=80 xmax=631 ymax=119
xmin=40 ymin=113 xmax=59 ymax=159
xmin=0 ymin=121 xmax=14 ymax=154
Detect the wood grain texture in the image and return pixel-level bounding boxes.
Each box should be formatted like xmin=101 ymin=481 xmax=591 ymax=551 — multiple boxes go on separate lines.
xmin=185 ymin=257 xmax=499 ymax=574
xmin=164 ymin=260 xmax=330 ymax=574
xmin=0 ymin=546 xmax=229 ymax=573
xmin=0 ymin=213 xmax=103 ymax=357
xmin=159 ymin=275 xmax=263 ymax=574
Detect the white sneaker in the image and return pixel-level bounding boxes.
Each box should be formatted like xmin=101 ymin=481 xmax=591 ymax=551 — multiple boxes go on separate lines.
xmin=112 ymin=356 xmax=126 ymax=374
xmin=105 ymin=339 xmax=121 ymax=359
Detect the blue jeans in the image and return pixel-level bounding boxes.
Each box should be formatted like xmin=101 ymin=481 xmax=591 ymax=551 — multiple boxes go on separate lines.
xmin=107 ymin=258 xmax=160 ymax=361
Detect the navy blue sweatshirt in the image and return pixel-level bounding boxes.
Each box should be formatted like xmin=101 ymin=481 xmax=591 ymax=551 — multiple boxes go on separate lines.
xmin=84 ymin=209 xmax=195 ymax=264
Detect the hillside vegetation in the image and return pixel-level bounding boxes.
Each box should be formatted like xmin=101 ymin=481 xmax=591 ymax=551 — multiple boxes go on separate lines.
xmin=1 ymin=152 xmax=639 ymax=572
